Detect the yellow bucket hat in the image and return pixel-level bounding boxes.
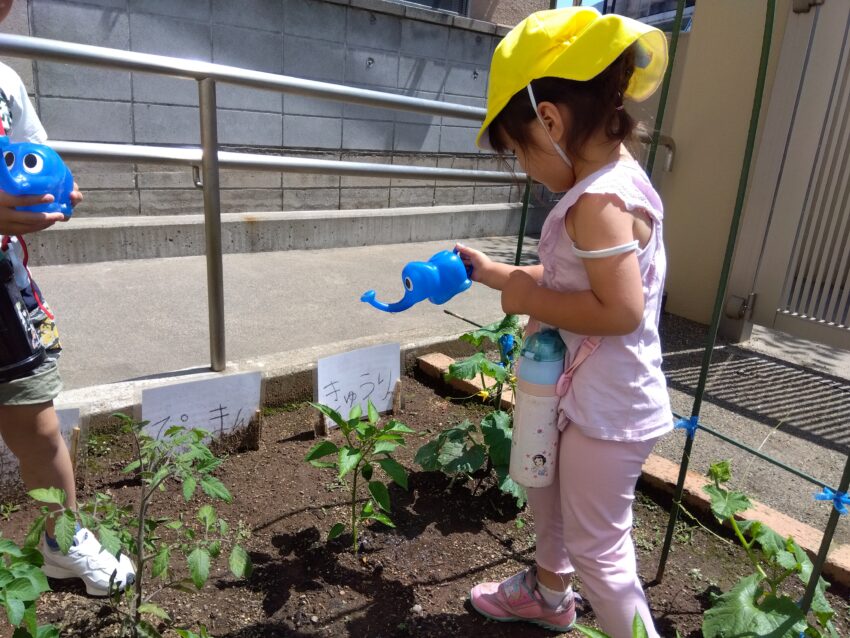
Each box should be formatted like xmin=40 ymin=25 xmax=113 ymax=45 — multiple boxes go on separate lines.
xmin=476 ymin=7 xmax=668 ymax=149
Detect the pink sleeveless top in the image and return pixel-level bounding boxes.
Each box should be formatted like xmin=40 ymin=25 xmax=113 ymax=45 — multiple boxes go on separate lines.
xmin=537 ymin=158 xmax=673 ymax=442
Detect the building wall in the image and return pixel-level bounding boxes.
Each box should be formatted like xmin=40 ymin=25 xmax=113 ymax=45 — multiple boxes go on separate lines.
xmin=1 ymin=0 xmax=526 ymax=217
xmin=652 ymin=0 xmax=791 ymax=324
xmin=468 ymin=0 xmax=549 ymax=27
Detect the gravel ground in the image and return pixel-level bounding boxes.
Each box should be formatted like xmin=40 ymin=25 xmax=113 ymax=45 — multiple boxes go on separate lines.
xmin=656 ymin=314 xmax=850 ymax=547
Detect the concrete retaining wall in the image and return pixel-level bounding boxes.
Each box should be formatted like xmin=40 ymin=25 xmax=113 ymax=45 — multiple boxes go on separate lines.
xmin=3 ymin=0 xmax=523 ymax=218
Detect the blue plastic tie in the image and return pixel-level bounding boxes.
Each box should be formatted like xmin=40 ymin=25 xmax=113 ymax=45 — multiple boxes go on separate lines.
xmin=499 ymin=333 xmax=515 ymax=365
xmin=814 ymin=486 xmax=850 ymax=515
xmin=674 ymin=415 xmax=699 ymax=439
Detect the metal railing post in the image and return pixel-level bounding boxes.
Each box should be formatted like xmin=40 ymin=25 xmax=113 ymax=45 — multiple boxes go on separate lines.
xmin=198 ymin=77 xmax=226 ymax=372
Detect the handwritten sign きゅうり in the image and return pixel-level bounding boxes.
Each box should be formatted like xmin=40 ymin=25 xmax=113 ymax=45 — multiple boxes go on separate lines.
xmin=316 ymin=343 xmax=400 ymax=422
xmin=140 ymin=372 xmax=262 ymax=441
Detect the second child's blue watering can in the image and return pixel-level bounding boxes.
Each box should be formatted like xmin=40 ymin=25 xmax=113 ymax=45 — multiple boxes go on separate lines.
xmin=361 ymin=249 xmax=472 ymax=313
xmin=0 ymin=136 xmax=74 ymax=216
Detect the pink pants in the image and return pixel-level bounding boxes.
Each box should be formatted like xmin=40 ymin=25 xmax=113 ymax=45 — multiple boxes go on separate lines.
xmin=527 ymin=423 xmax=660 ymax=638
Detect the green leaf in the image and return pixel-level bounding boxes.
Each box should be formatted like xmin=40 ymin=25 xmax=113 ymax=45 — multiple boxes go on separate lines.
xmin=305 ymin=440 xmax=339 ymax=463
xmin=0 ymin=539 xmax=23 ymax=557
xmin=327 ymin=523 xmax=346 ymax=541
xmin=707 ymin=460 xmax=732 ymax=484
xmin=632 ymin=612 xmax=649 ymax=638
xmin=414 ymin=440 xmax=441 ymax=471
xmin=5 ymin=597 xmax=25 ymax=626
xmin=27 ymin=488 xmax=65 ymax=506
xmin=364 ymin=508 xmax=395 ymax=528
xmin=347 ymin=403 xmax=363 ymax=424
xmin=446 ymin=443 xmax=486 ymax=475
xmin=384 ymin=420 xmax=415 ymax=434
xmin=459 ymin=314 xmax=521 ymax=348
xmin=135 ymin=619 xmax=164 ymax=638
xmin=54 ymin=510 xmax=77 ymax=554
xmin=496 ymin=467 xmax=527 ymax=508
xmin=187 ymin=547 xmax=211 ymax=589
xmin=372 ymin=440 xmax=400 ymax=456
xmin=377 ymin=458 xmax=408 ymax=489
xmin=34 ymin=625 xmax=60 ymax=638
xmin=95 ymin=525 xmax=122 ymax=557
xmin=703 ymin=484 xmax=750 ymax=521
xmin=182 ymin=475 xmax=197 ymax=501
xmin=309 ymin=403 xmax=347 ymax=429
xmin=338 ymin=448 xmax=363 ymax=480
xmin=138 ymin=603 xmax=171 ymax=621
xmin=200 ymin=477 xmax=232 ymax=503
xmin=368 ymin=481 xmax=391 ymax=512
xmin=197 ymin=505 xmax=216 ymax=532
xmin=481 ymin=411 xmax=512 ymax=468
xmin=151 ymin=546 xmax=170 ymax=579
xmin=702 ymin=573 xmax=807 ymax=638
xmin=447 ymin=352 xmax=490 ymax=381
xmin=23 ymin=518 xmax=46 ymax=549
xmin=229 ymin=545 xmax=253 ymax=579
xmin=4 ymin=577 xmax=40 ymax=601
xmin=360 ymin=463 xmax=373 ymax=481
xmin=367 ymin=400 xmax=379 ymax=424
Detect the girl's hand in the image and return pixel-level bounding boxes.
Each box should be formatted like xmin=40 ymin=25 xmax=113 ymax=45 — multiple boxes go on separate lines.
xmin=70 ymin=182 xmax=83 ymax=208
xmin=454 ymin=243 xmax=493 ymax=285
xmin=0 ymin=191 xmax=65 ymax=234
xmin=501 ymin=270 xmax=537 ymax=315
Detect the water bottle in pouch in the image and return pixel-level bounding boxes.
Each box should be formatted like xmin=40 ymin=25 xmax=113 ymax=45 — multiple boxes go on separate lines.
xmin=509 ymin=328 xmax=566 ymax=488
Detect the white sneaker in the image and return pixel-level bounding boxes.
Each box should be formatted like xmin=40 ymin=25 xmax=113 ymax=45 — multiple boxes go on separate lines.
xmin=40 ymin=527 xmax=136 ymax=596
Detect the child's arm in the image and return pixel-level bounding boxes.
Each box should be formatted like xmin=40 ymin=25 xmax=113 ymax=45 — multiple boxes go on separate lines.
xmin=455 ymin=243 xmax=544 ymax=290
xmin=501 ymin=194 xmax=646 ymax=336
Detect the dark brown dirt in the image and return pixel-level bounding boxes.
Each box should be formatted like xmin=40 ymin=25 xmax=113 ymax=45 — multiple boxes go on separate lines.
xmin=2 ymin=370 xmax=849 ymax=638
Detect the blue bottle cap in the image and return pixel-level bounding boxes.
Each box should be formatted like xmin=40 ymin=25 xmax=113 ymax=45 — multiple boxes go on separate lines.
xmin=521 ymin=328 xmax=566 ymax=363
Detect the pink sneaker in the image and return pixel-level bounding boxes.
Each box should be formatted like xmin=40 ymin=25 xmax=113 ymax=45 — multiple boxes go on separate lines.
xmin=469 ymin=567 xmax=576 ymax=632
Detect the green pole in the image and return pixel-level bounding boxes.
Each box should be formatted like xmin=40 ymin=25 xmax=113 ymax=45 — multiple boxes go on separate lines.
xmin=645 ymin=0 xmax=686 ymax=178
xmin=656 ymin=0 xmax=776 ymax=582
xmin=800 ymin=455 xmax=850 ymax=613
xmin=514 ymin=177 xmax=532 ymax=266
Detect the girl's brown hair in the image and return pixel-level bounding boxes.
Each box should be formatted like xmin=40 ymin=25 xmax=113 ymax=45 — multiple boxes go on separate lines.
xmin=489 ymin=44 xmax=638 ymax=159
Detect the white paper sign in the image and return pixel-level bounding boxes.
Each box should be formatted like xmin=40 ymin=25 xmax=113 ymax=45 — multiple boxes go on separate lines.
xmin=141 ymin=372 xmax=262 ymax=440
xmin=316 ymin=343 xmax=400 ymax=419
xmin=0 ymin=407 xmax=80 ymax=486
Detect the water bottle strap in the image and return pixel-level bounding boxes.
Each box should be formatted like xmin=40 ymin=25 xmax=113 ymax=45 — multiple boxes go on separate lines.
xmin=555 ymin=336 xmax=602 ymax=396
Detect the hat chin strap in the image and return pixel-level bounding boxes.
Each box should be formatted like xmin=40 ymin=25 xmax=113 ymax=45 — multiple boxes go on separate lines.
xmin=526 ymin=84 xmax=573 ymax=169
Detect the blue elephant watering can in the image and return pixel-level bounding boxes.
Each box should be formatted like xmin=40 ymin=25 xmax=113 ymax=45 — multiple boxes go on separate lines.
xmin=0 ymin=135 xmax=74 ymax=216
xmin=361 ymin=249 xmax=472 ymax=313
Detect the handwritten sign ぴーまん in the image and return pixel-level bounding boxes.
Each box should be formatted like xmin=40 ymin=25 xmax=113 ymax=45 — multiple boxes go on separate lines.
xmin=316 ymin=343 xmax=400 ymax=419
xmin=140 ymin=371 xmax=262 ymax=440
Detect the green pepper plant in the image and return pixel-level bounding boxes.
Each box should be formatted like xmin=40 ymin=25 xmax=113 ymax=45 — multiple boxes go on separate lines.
xmin=306 ymin=399 xmax=413 ymax=552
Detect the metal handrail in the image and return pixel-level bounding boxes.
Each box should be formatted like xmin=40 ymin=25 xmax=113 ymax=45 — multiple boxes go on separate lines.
xmin=48 ymin=142 xmax=520 ymax=184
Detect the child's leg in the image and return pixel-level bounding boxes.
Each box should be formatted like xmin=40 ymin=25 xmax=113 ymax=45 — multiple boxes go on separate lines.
xmin=559 ymin=425 xmax=660 ymax=638
xmin=0 ymin=402 xmax=78 ymax=515
xmin=526 ymin=461 xmax=574 ymax=587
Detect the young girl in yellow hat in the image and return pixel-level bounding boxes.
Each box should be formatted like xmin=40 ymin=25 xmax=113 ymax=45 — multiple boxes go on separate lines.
xmin=457 ymin=7 xmax=671 ymax=637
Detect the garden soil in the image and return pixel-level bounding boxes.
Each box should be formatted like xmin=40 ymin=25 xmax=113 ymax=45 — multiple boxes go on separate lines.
xmin=2 ymin=368 xmax=850 ymax=637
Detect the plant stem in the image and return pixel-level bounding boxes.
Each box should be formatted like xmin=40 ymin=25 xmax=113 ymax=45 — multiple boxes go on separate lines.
xmin=350 ymin=464 xmax=359 ymax=553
